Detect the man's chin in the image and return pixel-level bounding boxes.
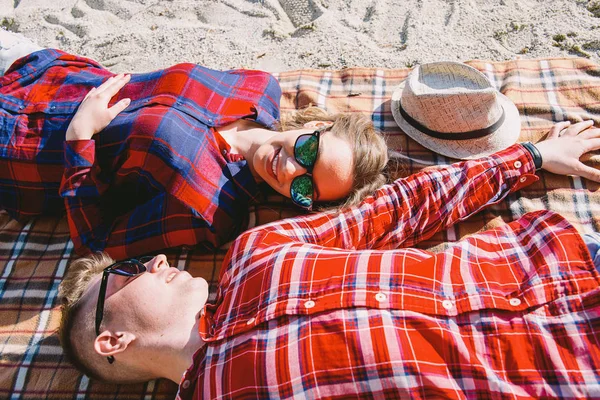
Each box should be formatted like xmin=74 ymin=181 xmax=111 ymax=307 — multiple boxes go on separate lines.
xmin=182 ymin=277 xmax=209 ymax=314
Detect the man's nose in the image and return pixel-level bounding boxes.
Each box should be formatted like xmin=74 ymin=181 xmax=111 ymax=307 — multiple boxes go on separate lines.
xmin=148 ymin=254 xmax=168 ymax=273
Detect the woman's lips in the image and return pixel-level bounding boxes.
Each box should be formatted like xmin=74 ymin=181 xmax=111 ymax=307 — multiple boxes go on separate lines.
xmin=269 ymin=147 xmax=281 ymax=182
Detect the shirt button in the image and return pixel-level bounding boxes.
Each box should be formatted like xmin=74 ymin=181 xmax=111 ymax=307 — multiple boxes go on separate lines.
xmin=222 ymin=149 xmax=227 ymax=155
xmin=304 ymin=300 xmax=316 ymax=309
xmin=208 ymin=118 xmax=214 ymax=124
xmin=509 ymin=298 xmax=522 ymax=307
xmin=246 ymin=317 xmax=256 ymax=325
xmin=375 ymin=292 xmax=387 ymax=302
xmin=50 ymin=105 xmax=56 ymax=110
xmin=514 ymin=161 xmax=522 ymax=169
xmin=519 ymin=177 xmax=527 ymax=183
xmin=19 ymin=105 xmax=24 ymax=110
xmin=182 ymin=380 xmax=190 ymax=389
xmin=442 ymin=300 xmax=454 ymax=310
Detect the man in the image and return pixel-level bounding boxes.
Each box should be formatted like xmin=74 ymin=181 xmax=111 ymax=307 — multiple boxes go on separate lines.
xmin=59 ymin=122 xmax=600 ymax=398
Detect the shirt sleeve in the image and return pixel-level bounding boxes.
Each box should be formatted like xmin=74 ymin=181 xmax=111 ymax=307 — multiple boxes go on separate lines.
xmin=60 ymin=140 xmax=104 ymax=197
xmin=60 ymin=141 xmax=222 ymax=259
xmin=236 ymin=143 xmax=538 ymax=251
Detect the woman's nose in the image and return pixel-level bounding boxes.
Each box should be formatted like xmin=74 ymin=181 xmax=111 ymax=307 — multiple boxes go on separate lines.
xmin=148 ymin=254 xmax=168 ymax=273
xmin=283 ymin=153 xmax=307 ymax=181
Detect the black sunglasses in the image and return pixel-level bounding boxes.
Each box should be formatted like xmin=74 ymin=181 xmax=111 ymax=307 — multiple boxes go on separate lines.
xmin=290 ymin=125 xmax=330 ymax=210
xmin=95 ymin=256 xmax=153 ymax=364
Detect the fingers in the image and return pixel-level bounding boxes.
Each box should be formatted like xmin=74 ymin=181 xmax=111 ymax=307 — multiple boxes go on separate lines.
xmin=108 ymin=98 xmax=131 ymax=119
xmin=582 ymin=137 xmax=600 ymax=153
xmin=547 ymin=121 xmax=571 ymax=139
xmin=83 ymin=86 xmax=97 ymax=100
xmin=93 ymin=73 xmax=131 ymax=98
xmin=92 ymin=75 xmax=117 ymax=95
xmin=571 ymin=136 xmax=600 ymax=182
xmin=579 ymin=127 xmax=600 ymax=139
xmin=574 ymin=163 xmax=600 ymax=183
xmin=562 ymin=120 xmax=595 ymax=137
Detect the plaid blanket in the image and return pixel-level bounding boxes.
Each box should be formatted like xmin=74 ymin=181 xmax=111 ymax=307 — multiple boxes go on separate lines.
xmin=1 ymin=57 xmax=599 ymax=399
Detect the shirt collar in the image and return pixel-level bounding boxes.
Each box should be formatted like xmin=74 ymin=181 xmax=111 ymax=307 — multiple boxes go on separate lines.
xmin=212 ymin=127 xmax=260 ymax=203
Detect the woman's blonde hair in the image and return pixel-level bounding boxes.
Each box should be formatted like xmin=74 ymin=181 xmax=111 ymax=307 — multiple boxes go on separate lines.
xmin=280 ymin=106 xmax=388 ymax=208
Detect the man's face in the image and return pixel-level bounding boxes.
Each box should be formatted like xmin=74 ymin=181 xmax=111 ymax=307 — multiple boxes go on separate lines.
xmin=86 ymin=255 xmax=209 ymax=345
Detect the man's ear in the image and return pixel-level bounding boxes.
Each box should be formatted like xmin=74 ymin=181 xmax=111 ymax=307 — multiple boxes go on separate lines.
xmin=94 ymin=330 xmax=136 ymax=359
xmin=303 ymin=120 xmax=333 ymax=130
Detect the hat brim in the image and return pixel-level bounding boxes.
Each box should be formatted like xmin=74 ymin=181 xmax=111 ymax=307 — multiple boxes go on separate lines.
xmin=391 ymin=81 xmax=521 ymax=160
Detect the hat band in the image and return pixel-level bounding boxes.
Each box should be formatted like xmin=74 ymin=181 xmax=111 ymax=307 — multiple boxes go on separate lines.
xmin=398 ymin=103 xmax=506 ymax=140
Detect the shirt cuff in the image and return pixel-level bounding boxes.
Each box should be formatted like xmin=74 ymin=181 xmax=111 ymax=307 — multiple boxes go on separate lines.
xmin=64 ymin=140 xmax=95 ymax=168
xmin=491 ymin=143 xmax=539 ymax=191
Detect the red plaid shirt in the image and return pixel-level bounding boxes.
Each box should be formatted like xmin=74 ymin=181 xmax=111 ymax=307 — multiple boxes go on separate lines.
xmin=0 ymin=49 xmax=281 ymax=258
xmin=177 ymin=144 xmax=600 ymax=399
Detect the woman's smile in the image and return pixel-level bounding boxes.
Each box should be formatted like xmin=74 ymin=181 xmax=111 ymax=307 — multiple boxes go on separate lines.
xmin=270 ymin=147 xmax=282 ymax=182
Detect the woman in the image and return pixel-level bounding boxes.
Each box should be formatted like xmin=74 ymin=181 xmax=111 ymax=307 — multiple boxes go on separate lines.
xmin=0 ymin=30 xmax=388 ymax=259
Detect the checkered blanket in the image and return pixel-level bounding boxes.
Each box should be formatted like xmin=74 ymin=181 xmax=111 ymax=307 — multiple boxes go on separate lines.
xmin=1 ymin=57 xmax=599 ymax=399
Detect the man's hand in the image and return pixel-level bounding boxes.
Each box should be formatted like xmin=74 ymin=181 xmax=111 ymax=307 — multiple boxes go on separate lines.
xmin=535 ymin=120 xmax=600 ymax=182
xmin=65 ymin=73 xmax=131 ymax=141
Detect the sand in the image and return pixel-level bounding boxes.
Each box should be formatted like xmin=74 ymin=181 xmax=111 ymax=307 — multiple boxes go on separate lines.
xmin=0 ymin=0 xmax=600 ymax=73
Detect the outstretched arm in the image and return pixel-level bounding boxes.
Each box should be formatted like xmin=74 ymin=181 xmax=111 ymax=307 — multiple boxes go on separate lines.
xmin=233 ymin=121 xmax=600 ymax=253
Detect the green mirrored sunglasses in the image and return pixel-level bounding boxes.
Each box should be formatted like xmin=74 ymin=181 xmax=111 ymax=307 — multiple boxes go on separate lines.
xmin=290 ymin=126 xmax=329 ymax=210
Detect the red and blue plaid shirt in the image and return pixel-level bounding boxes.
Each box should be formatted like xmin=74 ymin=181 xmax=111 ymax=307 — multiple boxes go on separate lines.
xmin=0 ymin=49 xmax=281 ymax=258
xmin=177 ymin=144 xmax=600 ymax=399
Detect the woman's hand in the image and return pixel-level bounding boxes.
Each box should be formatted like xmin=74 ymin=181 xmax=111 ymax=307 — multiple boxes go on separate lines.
xmin=65 ymin=73 xmax=131 ymax=141
xmin=535 ymin=120 xmax=600 ymax=182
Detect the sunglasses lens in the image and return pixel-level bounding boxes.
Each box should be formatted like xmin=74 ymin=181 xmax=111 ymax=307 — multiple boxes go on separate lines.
xmin=294 ymin=134 xmax=319 ymax=168
xmin=290 ymin=175 xmax=313 ymax=209
xmin=113 ymin=261 xmax=144 ymax=276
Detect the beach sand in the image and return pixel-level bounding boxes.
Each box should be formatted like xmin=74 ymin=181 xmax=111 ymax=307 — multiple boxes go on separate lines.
xmin=1 ymin=0 xmax=599 ymax=73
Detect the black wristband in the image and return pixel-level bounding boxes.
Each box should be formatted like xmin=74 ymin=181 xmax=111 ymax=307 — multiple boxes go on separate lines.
xmin=521 ymin=142 xmax=543 ymax=170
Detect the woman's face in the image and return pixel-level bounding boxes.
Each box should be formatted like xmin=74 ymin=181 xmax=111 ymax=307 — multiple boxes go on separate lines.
xmin=251 ymin=125 xmax=354 ymax=204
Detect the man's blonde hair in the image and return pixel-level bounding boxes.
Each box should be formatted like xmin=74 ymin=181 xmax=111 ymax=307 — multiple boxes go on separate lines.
xmin=280 ymin=106 xmax=389 ymax=209
xmin=58 ymin=253 xmax=114 ymax=381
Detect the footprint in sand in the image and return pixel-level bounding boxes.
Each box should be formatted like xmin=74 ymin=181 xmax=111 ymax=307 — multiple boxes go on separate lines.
xmin=444 ymin=0 xmax=459 ymax=28
xmin=71 ymin=6 xmax=85 ymax=19
xmin=83 ymin=0 xmax=133 ymax=20
xmin=44 ymin=15 xmax=88 ymax=38
xmin=339 ymin=0 xmax=381 ymax=31
xmin=277 ymin=0 xmax=324 ymax=27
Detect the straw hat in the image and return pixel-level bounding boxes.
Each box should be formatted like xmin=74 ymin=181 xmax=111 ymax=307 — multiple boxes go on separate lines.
xmin=391 ymin=61 xmax=520 ymax=160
